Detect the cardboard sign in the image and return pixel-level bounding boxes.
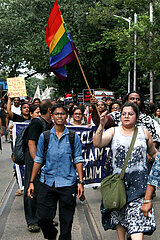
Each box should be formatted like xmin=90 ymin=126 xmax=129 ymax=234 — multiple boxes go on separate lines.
xmin=7 ymin=77 xmax=27 ymax=97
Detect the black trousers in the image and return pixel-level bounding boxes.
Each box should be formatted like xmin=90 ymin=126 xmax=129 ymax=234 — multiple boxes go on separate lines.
xmin=24 ymin=150 xmax=39 ymax=225
xmin=36 ymin=182 xmax=77 ymax=240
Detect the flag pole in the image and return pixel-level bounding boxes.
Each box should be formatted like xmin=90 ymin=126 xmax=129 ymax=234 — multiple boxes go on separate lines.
xmin=74 ymin=50 xmax=100 ymax=117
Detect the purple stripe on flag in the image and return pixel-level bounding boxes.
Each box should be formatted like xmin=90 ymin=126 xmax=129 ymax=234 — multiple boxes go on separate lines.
xmin=52 ymin=51 xmax=75 ymax=69
xmin=52 ymin=67 xmax=67 ymax=81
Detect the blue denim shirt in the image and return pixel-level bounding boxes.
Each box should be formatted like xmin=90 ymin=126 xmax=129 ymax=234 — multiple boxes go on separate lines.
xmin=147 ymin=152 xmax=160 ymax=188
xmin=34 ymin=126 xmax=83 ymax=187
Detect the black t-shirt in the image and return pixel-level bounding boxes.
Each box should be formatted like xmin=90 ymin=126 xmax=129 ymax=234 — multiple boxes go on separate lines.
xmin=12 ymin=113 xmax=30 ymax=122
xmin=27 ymin=117 xmax=54 ymax=144
xmin=1 ymin=110 xmax=7 ymax=126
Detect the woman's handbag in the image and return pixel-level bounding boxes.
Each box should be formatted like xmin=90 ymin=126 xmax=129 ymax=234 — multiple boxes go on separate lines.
xmin=101 ymin=127 xmax=138 ymax=211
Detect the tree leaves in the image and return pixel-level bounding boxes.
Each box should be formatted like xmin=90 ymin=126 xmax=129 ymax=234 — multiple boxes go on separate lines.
xmin=0 ymin=0 xmax=160 ymax=98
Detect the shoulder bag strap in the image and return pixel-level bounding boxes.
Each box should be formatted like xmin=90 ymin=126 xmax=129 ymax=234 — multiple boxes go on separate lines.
xmin=120 ymin=127 xmax=138 ymax=179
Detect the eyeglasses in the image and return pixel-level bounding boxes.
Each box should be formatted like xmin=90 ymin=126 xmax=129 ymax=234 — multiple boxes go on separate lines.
xmin=122 ymin=112 xmax=135 ymax=116
xmin=54 ymin=112 xmax=66 ymax=116
xmin=74 ymin=113 xmax=82 ymax=116
xmin=129 ymin=97 xmax=140 ymax=101
xmin=112 ymin=107 xmax=120 ymax=110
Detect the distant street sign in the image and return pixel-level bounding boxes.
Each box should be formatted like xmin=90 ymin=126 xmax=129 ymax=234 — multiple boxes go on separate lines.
xmin=83 ymin=89 xmax=94 ymax=104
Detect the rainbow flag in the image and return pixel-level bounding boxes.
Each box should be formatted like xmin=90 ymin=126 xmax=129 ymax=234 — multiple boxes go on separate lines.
xmin=45 ymin=0 xmax=77 ymax=81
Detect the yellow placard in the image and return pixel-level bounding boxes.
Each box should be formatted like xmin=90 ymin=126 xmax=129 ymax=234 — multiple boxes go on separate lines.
xmin=7 ymin=77 xmax=27 ymax=98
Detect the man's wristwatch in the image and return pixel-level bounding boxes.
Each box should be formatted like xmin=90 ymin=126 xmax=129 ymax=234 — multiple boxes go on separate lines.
xmin=79 ymin=180 xmax=85 ymax=185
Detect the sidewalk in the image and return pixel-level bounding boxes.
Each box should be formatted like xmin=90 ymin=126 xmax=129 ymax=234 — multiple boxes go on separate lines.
xmin=1 ymin=193 xmax=93 ymax=240
xmin=85 ymin=187 xmax=160 ymax=240
xmin=0 ymin=138 xmax=13 ymax=202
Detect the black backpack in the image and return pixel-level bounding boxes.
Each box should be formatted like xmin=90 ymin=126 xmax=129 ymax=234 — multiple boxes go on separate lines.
xmin=14 ymin=126 xmax=29 ymax=165
xmin=43 ymin=129 xmax=75 ymax=166
xmin=14 ymin=117 xmax=47 ymax=165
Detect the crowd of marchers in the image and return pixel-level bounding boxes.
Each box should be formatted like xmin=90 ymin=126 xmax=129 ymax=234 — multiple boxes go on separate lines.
xmin=0 ymin=90 xmax=160 ymax=240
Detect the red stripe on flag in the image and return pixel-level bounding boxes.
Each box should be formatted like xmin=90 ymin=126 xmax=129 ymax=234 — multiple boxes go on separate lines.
xmin=45 ymin=0 xmax=63 ymax=47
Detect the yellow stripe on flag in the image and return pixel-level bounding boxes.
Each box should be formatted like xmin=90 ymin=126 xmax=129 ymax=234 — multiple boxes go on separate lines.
xmin=49 ymin=23 xmax=65 ymax=54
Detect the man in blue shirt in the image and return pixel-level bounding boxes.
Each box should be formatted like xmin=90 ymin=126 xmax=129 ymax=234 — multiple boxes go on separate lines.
xmin=28 ymin=103 xmax=84 ymax=240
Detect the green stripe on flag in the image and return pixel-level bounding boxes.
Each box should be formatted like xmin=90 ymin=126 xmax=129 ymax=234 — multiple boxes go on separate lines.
xmin=50 ymin=32 xmax=69 ymax=56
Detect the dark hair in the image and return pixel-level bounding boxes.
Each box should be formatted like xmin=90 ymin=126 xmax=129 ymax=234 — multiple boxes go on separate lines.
xmin=72 ymin=107 xmax=84 ymax=116
xmin=33 ymin=98 xmax=41 ymax=104
xmin=155 ymin=104 xmax=160 ymax=112
xmin=122 ymin=91 xmax=144 ymax=112
xmin=109 ymin=101 xmax=121 ymax=112
xmin=29 ymin=104 xmax=40 ymax=114
xmin=20 ymin=102 xmax=29 ymax=110
xmin=68 ymin=104 xmax=78 ymax=116
xmin=106 ymin=97 xmax=112 ymax=100
xmin=121 ymin=102 xmax=139 ymax=118
xmin=14 ymin=97 xmax=20 ymax=101
xmin=67 ymin=100 xmax=74 ymax=105
xmin=51 ymin=103 xmax=68 ymax=114
xmin=150 ymin=103 xmax=156 ymax=114
xmin=40 ymin=99 xmax=52 ymax=115
xmin=102 ymin=96 xmax=106 ymax=101
xmin=144 ymin=102 xmax=156 ymax=116
xmin=97 ymin=100 xmax=106 ymax=107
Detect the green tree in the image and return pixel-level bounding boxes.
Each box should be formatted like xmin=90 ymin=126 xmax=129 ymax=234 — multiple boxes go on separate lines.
xmin=1 ymin=0 xmax=160 ymax=98
xmin=0 ymin=0 xmax=99 ymax=96
xmin=87 ymin=0 xmax=160 ymax=96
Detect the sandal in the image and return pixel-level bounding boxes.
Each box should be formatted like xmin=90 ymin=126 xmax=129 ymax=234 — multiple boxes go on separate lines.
xmin=16 ymin=188 xmax=23 ymax=196
xmin=28 ymin=224 xmax=40 ymax=232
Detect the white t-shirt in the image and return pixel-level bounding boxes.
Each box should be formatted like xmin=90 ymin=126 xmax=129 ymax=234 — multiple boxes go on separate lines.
xmin=9 ymin=105 xmax=21 ymax=126
xmin=11 ymin=105 xmax=21 ymax=115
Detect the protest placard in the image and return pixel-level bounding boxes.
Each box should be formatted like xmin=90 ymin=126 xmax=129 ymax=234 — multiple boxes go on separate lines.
xmin=7 ymin=77 xmax=27 ymax=97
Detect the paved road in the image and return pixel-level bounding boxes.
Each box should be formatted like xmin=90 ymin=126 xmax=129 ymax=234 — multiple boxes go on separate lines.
xmin=85 ymin=187 xmax=160 ymax=240
xmin=0 ymin=136 xmax=160 ymax=239
xmin=0 ymin=138 xmax=13 ymax=202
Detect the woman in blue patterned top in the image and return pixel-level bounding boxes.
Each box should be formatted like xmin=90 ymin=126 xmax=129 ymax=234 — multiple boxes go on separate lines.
xmin=142 ymin=152 xmax=160 ymax=218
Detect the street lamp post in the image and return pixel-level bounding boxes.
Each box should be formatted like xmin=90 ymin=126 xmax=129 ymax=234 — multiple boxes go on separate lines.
xmin=150 ymin=1 xmax=153 ymax=103
xmin=133 ymin=13 xmax=137 ymax=91
xmin=114 ymin=15 xmax=131 ymax=93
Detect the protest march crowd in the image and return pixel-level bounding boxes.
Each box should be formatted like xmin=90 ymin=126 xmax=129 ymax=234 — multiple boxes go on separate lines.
xmin=0 ymin=90 xmax=160 ymax=240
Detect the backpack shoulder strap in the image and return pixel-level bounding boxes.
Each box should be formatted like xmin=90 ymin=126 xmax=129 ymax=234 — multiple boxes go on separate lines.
xmin=42 ymin=129 xmax=75 ymax=166
xmin=68 ymin=130 xmax=75 ymax=162
xmin=35 ymin=117 xmax=47 ymax=131
xmin=43 ymin=130 xmax=50 ymax=165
